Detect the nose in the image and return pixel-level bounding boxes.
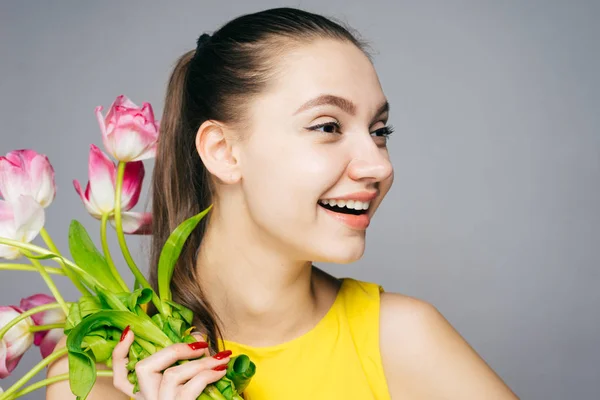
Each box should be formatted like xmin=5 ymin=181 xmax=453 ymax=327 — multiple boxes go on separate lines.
xmin=347 ymin=142 xmax=393 ymax=183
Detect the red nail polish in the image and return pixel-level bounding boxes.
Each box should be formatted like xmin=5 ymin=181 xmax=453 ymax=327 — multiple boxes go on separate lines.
xmin=212 ymin=364 xmax=228 ymax=371
xmin=120 ymin=326 xmax=130 ymax=342
xmin=213 ymin=350 xmax=232 ymax=360
xmin=188 ymin=341 xmax=209 ymax=350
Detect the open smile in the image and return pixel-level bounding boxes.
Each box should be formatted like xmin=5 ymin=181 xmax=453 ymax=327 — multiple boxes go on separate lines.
xmin=317 ymin=197 xmax=374 ymax=230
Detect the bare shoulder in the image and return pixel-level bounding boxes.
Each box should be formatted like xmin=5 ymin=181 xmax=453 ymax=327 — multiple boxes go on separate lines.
xmin=46 ymin=335 xmax=128 ymax=400
xmin=379 ymin=292 xmax=519 ymax=400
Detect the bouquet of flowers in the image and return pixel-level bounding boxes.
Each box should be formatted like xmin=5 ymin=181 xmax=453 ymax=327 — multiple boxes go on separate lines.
xmin=0 ymin=95 xmax=255 ymax=400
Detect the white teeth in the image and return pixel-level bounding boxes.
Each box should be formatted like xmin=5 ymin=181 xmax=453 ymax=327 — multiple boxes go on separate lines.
xmin=319 ymin=199 xmax=370 ymax=210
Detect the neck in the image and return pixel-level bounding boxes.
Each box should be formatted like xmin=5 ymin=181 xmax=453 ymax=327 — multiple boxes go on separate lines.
xmin=194 ymin=205 xmax=323 ymax=347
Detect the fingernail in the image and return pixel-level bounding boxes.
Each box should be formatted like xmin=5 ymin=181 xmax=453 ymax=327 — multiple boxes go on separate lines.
xmin=212 ymin=364 xmax=228 ymax=371
xmin=120 ymin=326 xmax=130 ymax=342
xmin=213 ymin=350 xmax=232 ymax=360
xmin=188 ymin=341 xmax=209 ymax=350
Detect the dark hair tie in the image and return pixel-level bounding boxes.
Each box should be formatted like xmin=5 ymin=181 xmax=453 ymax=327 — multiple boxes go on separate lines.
xmin=196 ymin=33 xmax=212 ymax=50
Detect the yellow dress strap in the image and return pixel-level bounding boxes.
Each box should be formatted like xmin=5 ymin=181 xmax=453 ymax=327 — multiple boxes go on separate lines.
xmin=339 ymin=277 xmax=391 ymax=400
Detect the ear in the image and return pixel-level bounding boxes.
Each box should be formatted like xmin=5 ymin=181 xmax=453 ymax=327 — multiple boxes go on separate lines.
xmin=195 ymin=120 xmax=241 ymax=184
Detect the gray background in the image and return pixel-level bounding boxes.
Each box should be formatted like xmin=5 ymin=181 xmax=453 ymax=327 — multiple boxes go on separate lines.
xmin=1 ymin=1 xmax=598 ymax=399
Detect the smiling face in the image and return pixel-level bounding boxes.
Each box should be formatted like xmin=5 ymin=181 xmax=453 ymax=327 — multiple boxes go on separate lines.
xmin=227 ymin=39 xmax=394 ymax=263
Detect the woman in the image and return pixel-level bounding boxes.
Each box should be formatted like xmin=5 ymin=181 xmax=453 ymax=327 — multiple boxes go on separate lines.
xmin=47 ymin=7 xmax=519 ymax=399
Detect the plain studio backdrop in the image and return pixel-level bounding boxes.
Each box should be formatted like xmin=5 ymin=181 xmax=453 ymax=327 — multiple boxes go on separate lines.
xmin=1 ymin=1 xmax=598 ymax=399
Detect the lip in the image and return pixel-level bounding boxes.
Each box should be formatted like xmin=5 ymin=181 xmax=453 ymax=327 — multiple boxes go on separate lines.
xmin=319 ymin=206 xmax=371 ymax=230
xmin=320 ymin=191 xmax=379 ymax=203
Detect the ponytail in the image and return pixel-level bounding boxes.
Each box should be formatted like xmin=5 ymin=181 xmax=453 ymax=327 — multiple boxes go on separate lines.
xmin=148 ymin=50 xmax=224 ymax=354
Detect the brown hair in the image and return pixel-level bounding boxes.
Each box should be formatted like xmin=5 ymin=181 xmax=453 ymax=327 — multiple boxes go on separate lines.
xmin=147 ymin=7 xmax=369 ymax=354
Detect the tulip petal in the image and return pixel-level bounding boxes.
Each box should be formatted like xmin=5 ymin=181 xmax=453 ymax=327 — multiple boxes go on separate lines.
xmin=0 ymin=200 xmax=18 ymax=259
xmin=109 ymin=211 xmax=152 ymax=235
xmin=73 ymin=179 xmax=101 ymax=218
xmin=13 ymin=195 xmax=45 ymax=244
xmin=0 ymin=306 xmax=33 ymax=377
xmin=28 ymin=153 xmax=56 ymax=207
xmin=20 ymin=293 xmax=58 ymax=326
xmin=0 ymin=197 xmax=44 ymax=260
xmin=0 ymin=339 xmax=21 ymax=378
xmin=97 ymin=95 xmax=159 ymax=162
xmin=20 ymin=294 xmax=65 ymax=348
xmin=87 ymin=145 xmax=116 ymax=214
xmin=0 ymin=150 xmax=56 ymax=208
xmin=120 ymin=161 xmax=144 ymax=210
xmin=110 ymin=126 xmax=152 ymax=162
xmin=38 ymin=328 xmax=63 ymax=358
xmin=0 ymin=156 xmax=30 ymax=204
xmin=101 ymin=95 xmax=140 ymax=159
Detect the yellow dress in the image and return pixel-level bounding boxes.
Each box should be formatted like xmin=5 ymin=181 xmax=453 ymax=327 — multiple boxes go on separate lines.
xmin=218 ymin=277 xmax=391 ymax=400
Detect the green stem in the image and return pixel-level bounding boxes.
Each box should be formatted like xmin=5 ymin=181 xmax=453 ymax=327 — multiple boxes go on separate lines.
xmin=101 ymin=212 xmax=129 ymax=292
xmin=0 ymin=303 xmax=66 ymax=341
xmin=27 ymin=257 xmax=69 ymax=315
xmin=0 ymin=263 xmax=64 ymax=275
xmin=39 ymin=227 xmax=90 ymax=295
xmin=5 ymin=371 xmax=113 ymax=399
xmin=114 ymin=162 xmax=160 ymax=311
xmin=205 ymin=384 xmax=228 ymax=400
xmin=29 ymin=323 xmax=64 ymax=332
xmin=0 ymin=238 xmax=105 ymax=289
xmin=0 ymin=347 xmax=68 ymax=400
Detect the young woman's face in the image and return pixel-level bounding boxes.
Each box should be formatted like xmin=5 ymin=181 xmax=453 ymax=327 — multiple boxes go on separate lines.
xmin=238 ymin=39 xmax=394 ymax=263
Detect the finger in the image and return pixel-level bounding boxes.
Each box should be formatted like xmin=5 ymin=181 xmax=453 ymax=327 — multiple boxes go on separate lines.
xmin=158 ymin=354 xmax=231 ymax=398
xmin=177 ymin=369 xmax=228 ymax=400
xmin=111 ymin=327 xmax=136 ymax=397
xmin=135 ymin=339 xmax=209 ymax=375
xmin=135 ymin=339 xmax=209 ymax=396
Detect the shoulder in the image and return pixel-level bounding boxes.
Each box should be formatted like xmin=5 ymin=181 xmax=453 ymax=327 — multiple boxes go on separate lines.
xmin=379 ymin=292 xmax=519 ymax=400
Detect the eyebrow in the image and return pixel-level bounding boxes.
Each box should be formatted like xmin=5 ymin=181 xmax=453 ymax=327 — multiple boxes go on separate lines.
xmin=293 ymin=94 xmax=390 ymax=123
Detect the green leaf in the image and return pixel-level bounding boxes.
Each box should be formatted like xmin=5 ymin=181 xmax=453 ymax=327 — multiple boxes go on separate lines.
xmin=214 ymin=377 xmax=236 ymax=399
xmin=157 ymin=206 xmax=213 ymax=306
xmin=95 ymin=287 xmax=129 ymax=311
xmin=78 ymin=295 xmax=103 ymax=318
xmin=64 ymin=303 xmax=81 ymax=333
xmin=204 ymin=384 xmax=229 ymax=400
xmin=162 ymin=322 xmax=183 ymax=344
xmin=82 ymin=335 xmax=116 ymax=363
xmin=68 ymin=220 xmax=124 ymax=292
xmin=151 ymin=313 xmax=165 ymax=329
xmin=127 ymin=288 xmax=153 ymax=310
xmin=226 ymin=355 xmax=256 ymax=393
xmin=66 ymin=310 xmax=172 ymax=399
xmin=164 ymin=300 xmax=194 ymax=324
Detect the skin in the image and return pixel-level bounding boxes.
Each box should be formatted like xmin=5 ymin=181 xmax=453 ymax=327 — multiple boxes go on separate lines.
xmin=45 ymin=39 xmax=519 ymax=399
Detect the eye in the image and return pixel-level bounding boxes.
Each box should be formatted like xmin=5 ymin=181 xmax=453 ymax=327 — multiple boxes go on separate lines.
xmin=371 ymin=125 xmax=395 ymax=138
xmin=307 ymin=121 xmax=342 ymax=135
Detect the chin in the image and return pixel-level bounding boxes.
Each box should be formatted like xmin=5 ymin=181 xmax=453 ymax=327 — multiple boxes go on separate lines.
xmin=312 ymin=239 xmax=366 ymax=264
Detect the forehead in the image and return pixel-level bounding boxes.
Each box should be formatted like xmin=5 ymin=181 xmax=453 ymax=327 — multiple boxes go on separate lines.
xmin=260 ymin=39 xmax=386 ymax=116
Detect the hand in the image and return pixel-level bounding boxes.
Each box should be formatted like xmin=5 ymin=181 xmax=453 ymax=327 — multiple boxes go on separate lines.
xmin=111 ymin=328 xmax=231 ymax=400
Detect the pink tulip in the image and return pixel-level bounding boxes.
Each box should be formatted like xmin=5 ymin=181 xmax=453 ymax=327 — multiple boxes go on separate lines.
xmin=0 ymin=149 xmax=56 ymax=208
xmin=0 ymin=306 xmax=34 ymax=378
xmin=73 ymin=144 xmax=151 ymax=234
xmin=0 ymin=195 xmax=45 ymax=260
xmin=20 ymin=294 xmax=65 ymax=358
xmin=95 ymin=95 xmax=160 ymax=162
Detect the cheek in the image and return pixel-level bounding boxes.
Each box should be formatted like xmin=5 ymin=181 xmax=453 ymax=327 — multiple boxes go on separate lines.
xmin=241 ymin=140 xmax=346 ymax=220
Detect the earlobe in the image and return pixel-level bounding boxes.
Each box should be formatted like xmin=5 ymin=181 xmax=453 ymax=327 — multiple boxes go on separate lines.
xmin=195 ymin=120 xmax=241 ymax=184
